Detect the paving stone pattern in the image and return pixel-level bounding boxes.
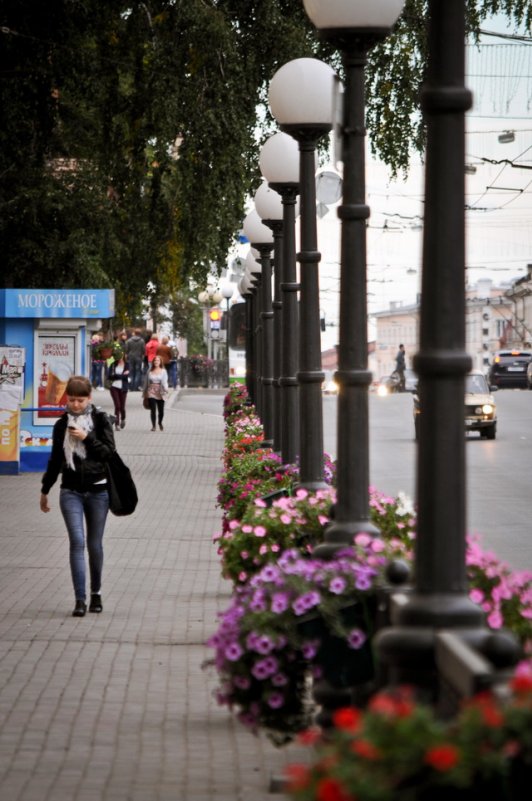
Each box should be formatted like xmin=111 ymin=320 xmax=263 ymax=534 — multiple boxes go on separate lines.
xmin=0 ymin=390 xmax=305 ymax=801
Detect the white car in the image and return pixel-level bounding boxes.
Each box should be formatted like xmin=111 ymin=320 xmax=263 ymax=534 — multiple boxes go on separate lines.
xmin=414 ymin=370 xmax=497 ymax=440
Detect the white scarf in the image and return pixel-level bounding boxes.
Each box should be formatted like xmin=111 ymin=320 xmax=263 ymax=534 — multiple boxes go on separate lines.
xmin=63 ymin=406 xmax=95 ymax=470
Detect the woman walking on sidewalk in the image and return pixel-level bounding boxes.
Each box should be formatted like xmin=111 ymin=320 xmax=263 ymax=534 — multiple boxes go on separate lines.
xmin=39 ymin=376 xmax=115 ymax=617
xmin=108 ymin=352 xmax=130 ymax=430
xmin=143 ymin=355 xmax=168 ymax=431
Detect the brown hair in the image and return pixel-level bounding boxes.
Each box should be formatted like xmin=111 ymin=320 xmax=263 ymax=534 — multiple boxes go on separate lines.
xmin=65 ymin=376 xmax=92 ymax=397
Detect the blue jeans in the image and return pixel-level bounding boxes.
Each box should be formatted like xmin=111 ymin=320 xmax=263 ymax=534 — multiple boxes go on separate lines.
xmin=129 ymin=357 xmax=143 ymax=391
xmin=60 ymin=488 xmax=109 ymax=601
xmin=91 ymin=360 xmax=103 ymax=388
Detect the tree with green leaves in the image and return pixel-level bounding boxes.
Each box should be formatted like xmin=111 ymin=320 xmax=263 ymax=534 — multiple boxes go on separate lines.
xmin=1 ymin=1 xmax=529 ymax=322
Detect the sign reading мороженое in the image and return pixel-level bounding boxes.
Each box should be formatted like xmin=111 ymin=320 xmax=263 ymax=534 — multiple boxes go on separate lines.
xmin=0 ymin=289 xmax=115 ymax=319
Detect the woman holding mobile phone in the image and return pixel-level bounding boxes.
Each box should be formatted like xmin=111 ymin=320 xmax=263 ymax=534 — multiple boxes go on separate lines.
xmin=39 ymin=376 xmax=115 ymax=617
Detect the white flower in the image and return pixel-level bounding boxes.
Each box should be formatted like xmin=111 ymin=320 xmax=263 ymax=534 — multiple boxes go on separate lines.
xmin=396 ymin=491 xmax=414 ymax=517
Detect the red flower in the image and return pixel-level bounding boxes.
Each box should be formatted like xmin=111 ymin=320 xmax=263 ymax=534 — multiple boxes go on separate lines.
xmin=351 ymin=738 xmax=381 ymax=760
xmin=298 ymin=727 xmax=322 ymax=746
xmin=480 ymin=703 xmax=504 ymax=727
xmin=316 ymin=777 xmax=354 ymax=801
xmin=511 ymin=674 xmax=532 ymax=695
xmin=368 ymin=693 xmax=400 ymax=717
xmin=285 ymin=764 xmax=311 ymax=792
xmin=424 ymin=744 xmax=461 ymax=772
xmin=332 ymin=707 xmax=362 ymax=732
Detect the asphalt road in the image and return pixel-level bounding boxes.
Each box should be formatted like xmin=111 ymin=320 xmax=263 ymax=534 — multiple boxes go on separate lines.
xmin=177 ymin=387 xmax=532 ymax=573
xmin=324 ymin=389 xmax=532 ymax=573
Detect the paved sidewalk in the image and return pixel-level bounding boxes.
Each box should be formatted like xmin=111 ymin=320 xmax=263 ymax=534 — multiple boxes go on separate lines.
xmin=0 ymin=390 xmax=303 ymax=801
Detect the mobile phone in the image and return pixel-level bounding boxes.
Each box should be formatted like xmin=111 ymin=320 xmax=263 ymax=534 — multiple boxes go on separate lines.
xmin=68 ymin=426 xmax=76 ymax=431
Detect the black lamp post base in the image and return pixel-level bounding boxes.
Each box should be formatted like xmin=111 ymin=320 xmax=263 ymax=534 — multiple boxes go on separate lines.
xmin=296 ymin=479 xmax=330 ymax=493
xmin=314 ymin=518 xmax=380 ymax=559
xmin=375 ymin=592 xmax=521 ymax=698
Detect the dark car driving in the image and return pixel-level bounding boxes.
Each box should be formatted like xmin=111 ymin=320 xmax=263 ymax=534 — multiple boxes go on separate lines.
xmin=488 ymin=349 xmax=532 ymax=389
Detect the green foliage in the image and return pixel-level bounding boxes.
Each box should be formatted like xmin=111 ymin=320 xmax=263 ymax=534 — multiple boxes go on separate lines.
xmin=1 ymin=0 xmax=530 ymax=311
xmin=0 ymin=0 xmax=317 ymax=312
xmin=366 ymin=0 xmax=532 ymax=175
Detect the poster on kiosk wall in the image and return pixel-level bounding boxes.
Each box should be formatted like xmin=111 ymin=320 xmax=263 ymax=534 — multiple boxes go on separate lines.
xmin=0 ymin=346 xmax=25 ymax=469
xmin=35 ymin=334 xmax=76 ymax=419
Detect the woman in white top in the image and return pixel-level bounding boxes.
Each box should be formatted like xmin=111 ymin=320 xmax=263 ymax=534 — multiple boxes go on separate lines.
xmin=143 ymin=355 xmax=169 ymax=431
xmin=108 ymin=353 xmax=130 ymax=430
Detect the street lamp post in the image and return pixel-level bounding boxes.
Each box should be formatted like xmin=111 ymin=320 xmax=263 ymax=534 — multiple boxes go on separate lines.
xmin=198 ymin=287 xmax=223 ymax=361
xmin=376 ymin=0 xmax=521 ymax=694
xmin=301 ymin=0 xmax=405 ymax=724
xmin=220 ymin=284 xmax=234 ymax=387
xmin=237 ymin=274 xmax=255 ymax=401
xmin=244 ymin=252 xmax=262 ymax=410
xmin=243 ymin=214 xmax=274 ymax=444
xmin=259 ymin=132 xmax=301 ymax=465
xmin=302 ymin=1 xmax=406 ymax=552
xmin=269 ymin=58 xmax=337 ymax=490
xmin=303 ymin=1 xmax=520 ymax=698
xmin=254 ymin=181 xmax=285 ymax=452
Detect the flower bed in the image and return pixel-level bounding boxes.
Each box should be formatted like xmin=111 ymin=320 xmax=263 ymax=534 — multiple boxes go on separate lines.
xmin=206 ymin=385 xmax=532 ymax=746
xmin=286 ymin=674 xmax=532 ymax=801
xmin=207 ymin=544 xmax=409 ymax=744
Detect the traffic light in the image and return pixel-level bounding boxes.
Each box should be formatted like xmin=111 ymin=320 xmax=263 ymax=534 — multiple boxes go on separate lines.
xmin=209 ymin=308 xmax=221 ymax=329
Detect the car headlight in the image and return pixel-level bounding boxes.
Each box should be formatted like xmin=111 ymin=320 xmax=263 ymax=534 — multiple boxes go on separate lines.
xmin=482 ymin=403 xmax=494 ymax=414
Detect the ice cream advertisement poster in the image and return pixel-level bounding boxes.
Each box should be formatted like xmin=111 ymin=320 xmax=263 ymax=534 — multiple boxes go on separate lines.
xmin=34 ymin=335 xmax=76 ymax=421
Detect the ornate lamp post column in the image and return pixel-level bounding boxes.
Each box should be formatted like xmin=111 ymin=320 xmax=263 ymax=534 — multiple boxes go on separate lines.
xmin=220 ymin=283 xmax=234 ymax=387
xmin=254 ymin=181 xmax=285 ymax=452
xmin=244 ymin=252 xmax=262 ymax=411
xmin=243 ymin=210 xmax=275 ymax=448
xmin=237 ymin=274 xmax=255 ymax=400
xmin=198 ymin=287 xmax=223 ymax=362
xmin=259 ymin=132 xmax=301 ymax=465
xmin=269 ymin=58 xmax=338 ymax=490
xmin=303 ymin=1 xmax=405 ymax=552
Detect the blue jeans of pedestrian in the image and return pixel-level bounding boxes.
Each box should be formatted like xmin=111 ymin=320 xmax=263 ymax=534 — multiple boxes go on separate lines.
xmin=91 ymin=360 xmax=103 ymax=388
xmin=59 ymin=488 xmax=109 ymax=601
xmin=167 ymin=360 xmax=178 ymax=389
xmin=129 ymin=357 xmax=143 ymax=391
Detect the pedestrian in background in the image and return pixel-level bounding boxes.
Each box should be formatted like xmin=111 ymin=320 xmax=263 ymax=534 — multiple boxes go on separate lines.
xmin=90 ymin=333 xmax=105 ymax=391
xmin=395 ymin=344 xmax=406 ymax=392
xmin=125 ymin=329 xmax=145 ymax=391
xmin=167 ymin=337 xmax=179 ymax=389
xmin=143 ymin=355 xmax=168 ymax=431
xmin=108 ymin=352 xmax=130 ymax=430
xmin=145 ymin=333 xmax=159 ymax=367
xmin=156 ymin=336 xmax=173 ymax=375
xmin=39 ymin=375 xmax=115 ymax=617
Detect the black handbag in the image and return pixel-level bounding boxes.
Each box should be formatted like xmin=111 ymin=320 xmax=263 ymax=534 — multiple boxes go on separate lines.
xmin=106 ymin=451 xmax=138 ymax=516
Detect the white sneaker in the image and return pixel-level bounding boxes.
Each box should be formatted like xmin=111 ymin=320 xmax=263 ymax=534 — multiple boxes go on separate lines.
xmin=97 ymin=387 xmax=105 ymax=391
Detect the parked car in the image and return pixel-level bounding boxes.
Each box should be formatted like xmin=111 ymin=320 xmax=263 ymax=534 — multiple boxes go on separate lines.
xmin=413 ymin=370 xmax=497 ymax=440
xmin=488 ymin=349 xmax=532 ymax=389
xmin=527 ymin=361 xmax=532 ymax=389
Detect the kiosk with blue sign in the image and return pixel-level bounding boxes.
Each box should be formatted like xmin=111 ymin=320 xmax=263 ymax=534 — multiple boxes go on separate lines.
xmin=0 ymin=288 xmax=115 ymax=473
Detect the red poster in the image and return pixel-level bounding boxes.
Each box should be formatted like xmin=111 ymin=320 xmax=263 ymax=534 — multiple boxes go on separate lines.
xmin=36 ymin=336 xmax=76 ymax=418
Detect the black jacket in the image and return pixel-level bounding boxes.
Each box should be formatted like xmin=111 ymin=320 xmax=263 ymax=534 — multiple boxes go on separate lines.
xmin=41 ymin=409 xmax=115 ymax=495
xmin=108 ymin=360 xmax=130 ymax=392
